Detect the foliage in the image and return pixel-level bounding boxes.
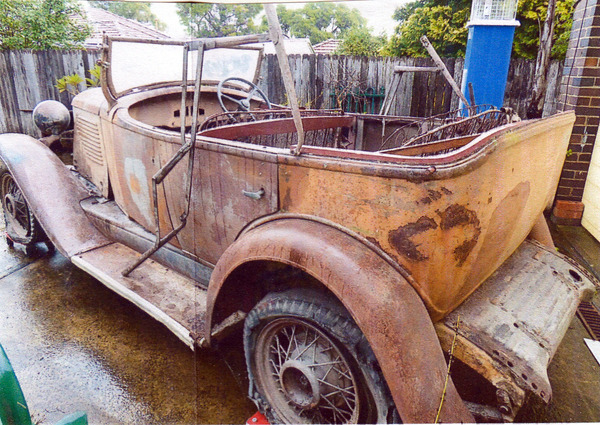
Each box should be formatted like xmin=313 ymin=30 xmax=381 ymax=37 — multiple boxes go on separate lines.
xmin=55 ymin=65 xmax=102 ymax=96
xmin=55 ymin=73 xmax=84 ymax=96
xmin=176 ymin=3 xmax=261 ymax=38
xmin=267 ymin=3 xmax=368 ymax=44
xmin=388 ymin=0 xmax=574 ymax=59
xmin=0 ymin=0 xmax=90 ymax=50
xmin=336 ymin=27 xmax=387 ymax=56
xmin=513 ymin=0 xmax=574 ymax=59
xmin=389 ymin=4 xmax=469 ymax=57
xmin=86 ymin=64 xmax=102 ymax=87
xmin=89 ymin=1 xmax=165 ymax=31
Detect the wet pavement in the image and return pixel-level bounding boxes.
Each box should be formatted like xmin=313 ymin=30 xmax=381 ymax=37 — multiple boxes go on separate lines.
xmin=0 ymin=227 xmax=254 ymax=424
xmin=0 ymin=216 xmax=599 ymax=423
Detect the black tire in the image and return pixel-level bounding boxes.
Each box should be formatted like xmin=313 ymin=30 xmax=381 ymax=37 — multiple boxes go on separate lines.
xmin=0 ymin=171 xmax=45 ymax=248
xmin=244 ymin=288 xmax=396 ymax=424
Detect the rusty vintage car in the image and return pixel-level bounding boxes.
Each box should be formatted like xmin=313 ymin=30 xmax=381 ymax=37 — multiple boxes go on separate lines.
xmin=0 ymin=33 xmax=597 ymax=424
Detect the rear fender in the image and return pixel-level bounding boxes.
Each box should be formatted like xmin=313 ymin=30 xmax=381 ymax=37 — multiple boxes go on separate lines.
xmin=0 ymin=134 xmax=110 ymax=257
xmin=207 ymin=217 xmax=473 ymax=423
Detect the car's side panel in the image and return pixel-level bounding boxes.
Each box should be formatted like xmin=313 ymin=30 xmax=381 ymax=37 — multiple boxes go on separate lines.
xmin=277 ymin=112 xmax=575 ymax=320
xmin=158 ymin=140 xmax=279 ymax=264
xmin=105 ymin=106 xmax=280 ymax=263
xmin=206 ymin=217 xmax=474 ymax=423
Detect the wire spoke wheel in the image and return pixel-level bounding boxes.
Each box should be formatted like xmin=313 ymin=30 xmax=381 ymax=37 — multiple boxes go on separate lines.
xmin=256 ymin=318 xmax=360 ymax=424
xmin=0 ymin=171 xmax=44 ymax=248
xmin=245 ymin=289 xmax=395 ymax=424
xmin=1 ymin=174 xmax=32 ymax=238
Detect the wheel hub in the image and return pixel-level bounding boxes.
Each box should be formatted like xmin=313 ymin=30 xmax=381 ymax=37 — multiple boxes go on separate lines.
xmin=254 ymin=318 xmax=361 ymax=424
xmin=279 ymin=360 xmax=321 ymax=409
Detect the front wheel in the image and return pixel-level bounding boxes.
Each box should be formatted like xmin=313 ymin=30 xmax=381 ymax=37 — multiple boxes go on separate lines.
xmin=0 ymin=171 xmax=45 ymax=248
xmin=244 ymin=288 xmax=396 ymax=424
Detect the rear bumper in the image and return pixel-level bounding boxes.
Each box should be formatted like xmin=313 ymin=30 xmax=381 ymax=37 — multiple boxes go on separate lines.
xmin=436 ymin=239 xmax=597 ymax=419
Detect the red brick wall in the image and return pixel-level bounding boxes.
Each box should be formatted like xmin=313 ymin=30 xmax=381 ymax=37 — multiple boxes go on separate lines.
xmin=557 ymin=0 xmax=600 ymax=201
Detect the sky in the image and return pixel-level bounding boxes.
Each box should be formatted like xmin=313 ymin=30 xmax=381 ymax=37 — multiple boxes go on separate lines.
xmin=147 ymin=1 xmax=410 ymax=39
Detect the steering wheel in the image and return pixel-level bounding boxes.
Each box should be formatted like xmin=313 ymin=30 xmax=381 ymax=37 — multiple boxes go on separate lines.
xmin=217 ymin=77 xmax=271 ymax=116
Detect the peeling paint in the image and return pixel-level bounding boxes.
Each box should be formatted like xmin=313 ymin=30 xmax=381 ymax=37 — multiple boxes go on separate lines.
xmin=389 ymin=216 xmax=438 ymax=261
xmin=436 ymin=204 xmax=481 ymax=266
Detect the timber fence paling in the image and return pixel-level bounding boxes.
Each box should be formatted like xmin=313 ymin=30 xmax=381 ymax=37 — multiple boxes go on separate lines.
xmin=1 ymin=50 xmax=560 ymax=136
xmin=0 ymin=49 xmax=101 ymax=137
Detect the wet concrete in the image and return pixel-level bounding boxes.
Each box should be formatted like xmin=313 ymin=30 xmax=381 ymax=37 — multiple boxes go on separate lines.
xmin=1 ymin=212 xmax=600 ymax=423
xmin=0 ymin=229 xmax=254 ymax=424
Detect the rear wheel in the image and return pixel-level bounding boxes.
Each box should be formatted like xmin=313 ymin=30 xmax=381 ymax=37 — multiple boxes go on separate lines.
xmin=0 ymin=171 xmax=44 ymax=248
xmin=244 ymin=288 xmax=395 ymax=424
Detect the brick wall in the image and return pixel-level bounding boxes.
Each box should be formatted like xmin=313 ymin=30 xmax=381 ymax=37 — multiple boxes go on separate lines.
xmin=556 ymin=0 xmax=600 ymax=201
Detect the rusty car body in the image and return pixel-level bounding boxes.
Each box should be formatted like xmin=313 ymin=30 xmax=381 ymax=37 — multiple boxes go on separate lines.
xmin=0 ymin=34 xmax=596 ymax=424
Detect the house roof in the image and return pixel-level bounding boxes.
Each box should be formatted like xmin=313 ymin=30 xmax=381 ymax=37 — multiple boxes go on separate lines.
xmin=74 ymin=7 xmax=171 ymax=49
xmin=313 ymin=39 xmax=342 ymax=55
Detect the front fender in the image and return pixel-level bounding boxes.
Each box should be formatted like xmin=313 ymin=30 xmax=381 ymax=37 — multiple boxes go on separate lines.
xmin=207 ymin=217 xmax=473 ymax=423
xmin=0 ymin=134 xmax=109 ymax=257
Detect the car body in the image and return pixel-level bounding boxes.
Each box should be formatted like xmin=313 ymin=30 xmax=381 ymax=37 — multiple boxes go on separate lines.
xmin=0 ymin=35 xmax=596 ymax=423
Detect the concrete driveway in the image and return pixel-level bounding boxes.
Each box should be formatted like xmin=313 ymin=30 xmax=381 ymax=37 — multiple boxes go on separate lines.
xmin=0 ymin=234 xmax=254 ymax=425
xmin=0 ymin=223 xmax=599 ymax=424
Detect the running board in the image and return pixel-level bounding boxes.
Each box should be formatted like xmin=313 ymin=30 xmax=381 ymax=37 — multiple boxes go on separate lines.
xmin=71 ymin=242 xmax=207 ymax=349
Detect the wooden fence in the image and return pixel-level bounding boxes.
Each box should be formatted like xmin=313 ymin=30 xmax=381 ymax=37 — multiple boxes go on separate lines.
xmin=1 ymin=49 xmax=563 ymax=137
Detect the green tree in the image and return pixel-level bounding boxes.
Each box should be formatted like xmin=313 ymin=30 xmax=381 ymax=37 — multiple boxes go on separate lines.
xmin=176 ymin=3 xmax=261 ymax=38
xmin=89 ymin=1 xmax=166 ymax=31
xmin=268 ymin=3 xmax=368 ymax=44
xmin=513 ymin=0 xmax=574 ymax=59
xmin=389 ymin=4 xmax=469 ymax=57
xmin=0 ymin=0 xmax=90 ymax=50
xmin=336 ymin=27 xmax=387 ymax=56
xmin=388 ymin=0 xmax=573 ymax=59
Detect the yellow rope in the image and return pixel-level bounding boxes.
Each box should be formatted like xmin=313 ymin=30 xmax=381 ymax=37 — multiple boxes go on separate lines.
xmin=435 ymin=315 xmax=460 ymax=423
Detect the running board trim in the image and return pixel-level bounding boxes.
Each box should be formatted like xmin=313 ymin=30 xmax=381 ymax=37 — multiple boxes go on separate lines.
xmin=71 ymin=255 xmax=194 ymax=349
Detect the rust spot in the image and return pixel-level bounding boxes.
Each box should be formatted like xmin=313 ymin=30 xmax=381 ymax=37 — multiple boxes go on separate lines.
xmin=389 ymin=216 xmax=438 ymax=261
xmin=367 ymin=236 xmax=402 ymax=264
xmin=453 ymin=238 xmax=478 ymax=267
xmin=437 ymin=204 xmax=479 ymax=230
xmin=488 ymin=197 xmax=493 ymax=204
xmin=282 ymin=187 xmax=292 ymax=209
xmin=366 ymin=236 xmax=384 ymax=251
xmin=437 ymin=204 xmax=481 ymax=266
xmin=428 ymin=189 xmax=442 ymax=201
xmin=418 ymin=189 xmax=442 ymax=205
xmin=441 ymin=187 xmax=452 ymax=195
xmin=289 ymin=247 xmax=304 ymax=265
xmin=128 ymin=175 xmax=141 ymax=194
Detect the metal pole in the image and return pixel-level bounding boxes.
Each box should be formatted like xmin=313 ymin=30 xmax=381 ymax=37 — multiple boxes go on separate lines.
xmin=420 ymin=36 xmax=472 ymax=114
xmin=264 ymin=4 xmax=305 ymax=155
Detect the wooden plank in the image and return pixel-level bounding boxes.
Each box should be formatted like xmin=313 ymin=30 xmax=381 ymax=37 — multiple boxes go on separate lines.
xmin=0 ymin=51 xmax=21 ymax=133
xmin=315 ymin=53 xmax=325 ymax=109
xmin=451 ymin=59 xmax=465 ymax=110
xmin=542 ymin=61 xmax=562 ymax=117
xmin=308 ymin=53 xmax=316 ymax=108
xmin=0 ymin=50 xmax=566 ymax=135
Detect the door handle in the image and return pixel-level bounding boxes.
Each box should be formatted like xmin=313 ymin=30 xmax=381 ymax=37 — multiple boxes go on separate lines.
xmin=242 ymin=188 xmax=265 ymax=200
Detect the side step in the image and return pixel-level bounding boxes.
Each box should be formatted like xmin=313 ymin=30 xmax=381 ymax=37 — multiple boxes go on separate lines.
xmin=71 ymin=242 xmax=207 ymax=349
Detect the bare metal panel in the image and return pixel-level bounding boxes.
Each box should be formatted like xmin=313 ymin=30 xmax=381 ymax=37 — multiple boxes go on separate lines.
xmin=442 ymin=240 xmax=597 ymax=404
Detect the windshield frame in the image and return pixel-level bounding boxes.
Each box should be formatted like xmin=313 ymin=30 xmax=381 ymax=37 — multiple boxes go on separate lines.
xmin=101 ymin=36 xmax=264 ymax=105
